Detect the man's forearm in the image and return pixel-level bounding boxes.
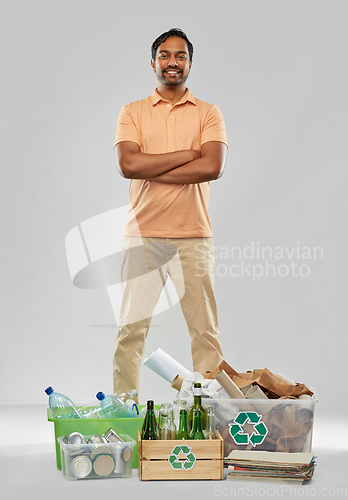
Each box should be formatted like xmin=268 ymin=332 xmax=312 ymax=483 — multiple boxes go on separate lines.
xmin=147 ymin=157 xmax=220 ymax=184
xmin=116 ymin=146 xmax=200 ymax=179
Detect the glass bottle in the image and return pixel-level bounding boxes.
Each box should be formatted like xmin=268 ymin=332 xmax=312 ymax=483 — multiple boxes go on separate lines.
xmin=188 ymin=382 xmax=207 ymax=432
xmin=159 ymin=403 xmax=176 ymax=439
xmin=173 ymin=398 xmax=188 ymax=430
xmin=160 ymin=414 xmax=172 ymax=439
xmin=190 ymin=409 xmax=205 ymax=440
xmin=204 ymin=406 xmax=218 ymax=439
xmin=142 ymin=400 xmax=158 ymax=440
xmin=176 ymin=409 xmax=189 ymax=440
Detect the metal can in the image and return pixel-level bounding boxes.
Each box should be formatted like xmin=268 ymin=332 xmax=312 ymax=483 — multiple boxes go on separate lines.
xmin=90 ymin=444 xmax=113 ymax=461
xmin=63 ymin=432 xmax=85 ymax=445
xmin=103 ymin=428 xmax=124 ymax=443
xmin=70 ymin=454 xmax=93 ymax=478
xmin=86 ymin=435 xmax=108 ymax=444
xmin=92 ymin=453 xmax=116 ymax=477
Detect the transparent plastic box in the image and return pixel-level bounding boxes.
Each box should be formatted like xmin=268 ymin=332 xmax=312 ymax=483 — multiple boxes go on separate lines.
xmin=58 ymin=434 xmax=135 ymax=481
xmin=184 ymin=397 xmax=317 ymax=457
xmin=47 ymin=407 xmax=145 ymax=469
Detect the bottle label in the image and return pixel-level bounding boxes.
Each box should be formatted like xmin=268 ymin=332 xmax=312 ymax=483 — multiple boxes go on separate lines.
xmin=193 ymin=387 xmax=201 ymax=396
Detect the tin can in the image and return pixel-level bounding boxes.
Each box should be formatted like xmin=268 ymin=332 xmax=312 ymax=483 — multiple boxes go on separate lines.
xmin=86 ymin=435 xmax=108 ymax=444
xmin=63 ymin=432 xmax=85 ymax=445
xmin=70 ymin=454 xmax=93 ymax=478
xmin=92 ymin=453 xmax=116 ymax=477
xmin=103 ymin=428 xmax=124 ymax=443
xmin=90 ymin=444 xmax=113 ymax=461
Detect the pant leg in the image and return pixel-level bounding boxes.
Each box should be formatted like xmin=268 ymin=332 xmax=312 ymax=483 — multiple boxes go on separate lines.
xmin=113 ymin=237 xmax=168 ymax=401
xmin=168 ymin=237 xmax=224 ymax=375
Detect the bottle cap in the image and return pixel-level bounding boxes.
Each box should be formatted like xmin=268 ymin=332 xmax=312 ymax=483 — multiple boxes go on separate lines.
xmin=147 ymin=400 xmax=154 ymax=410
xmin=45 ymin=386 xmax=53 ymax=395
xmin=96 ymin=392 xmax=105 ymax=401
xmin=193 ymin=382 xmax=202 ymax=396
xmin=130 ymin=389 xmax=138 ymax=398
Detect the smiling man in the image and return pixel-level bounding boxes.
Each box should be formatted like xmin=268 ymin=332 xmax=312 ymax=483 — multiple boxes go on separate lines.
xmin=113 ymin=28 xmax=228 ymax=402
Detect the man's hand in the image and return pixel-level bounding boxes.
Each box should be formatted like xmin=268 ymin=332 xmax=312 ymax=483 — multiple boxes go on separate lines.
xmin=114 ymin=141 xmax=201 ymax=179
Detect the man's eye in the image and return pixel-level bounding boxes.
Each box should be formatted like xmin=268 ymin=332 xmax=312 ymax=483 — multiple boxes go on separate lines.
xmin=159 ymin=54 xmax=168 ymax=59
xmin=177 ymin=55 xmax=186 ymax=60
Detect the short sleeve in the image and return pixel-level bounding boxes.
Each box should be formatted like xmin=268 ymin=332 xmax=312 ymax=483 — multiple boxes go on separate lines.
xmin=201 ymin=105 xmax=228 ymax=147
xmin=113 ymin=105 xmax=141 ymax=148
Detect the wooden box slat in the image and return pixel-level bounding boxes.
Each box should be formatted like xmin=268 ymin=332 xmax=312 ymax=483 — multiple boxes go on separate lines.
xmin=138 ymin=430 xmax=224 ymax=481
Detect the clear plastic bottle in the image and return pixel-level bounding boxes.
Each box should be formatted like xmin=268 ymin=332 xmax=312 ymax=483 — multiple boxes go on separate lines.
xmin=45 ymin=386 xmax=83 ymax=419
xmin=114 ymin=389 xmax=139 ymax=415
xmin=96 ymin=392 xmax=138 ymax=418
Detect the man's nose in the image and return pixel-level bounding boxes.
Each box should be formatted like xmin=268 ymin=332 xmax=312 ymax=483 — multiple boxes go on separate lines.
xmin=168 ymin=55 xmax=178 ymax=66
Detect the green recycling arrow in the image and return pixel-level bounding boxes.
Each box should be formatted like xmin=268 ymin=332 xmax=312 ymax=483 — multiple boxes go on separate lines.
xmin=229 ymin=411 xmax=268 ymax=447
xmin=168 ymin=445 xmax=196 ymax=471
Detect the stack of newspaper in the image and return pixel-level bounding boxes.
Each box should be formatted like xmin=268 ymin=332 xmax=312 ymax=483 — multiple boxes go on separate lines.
xmin=225 ymin=451 xmax=316 ymax=484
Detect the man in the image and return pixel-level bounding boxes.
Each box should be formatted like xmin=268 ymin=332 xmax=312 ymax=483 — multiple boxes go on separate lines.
xmin=113 ymin=28 xmax=228 ymax=402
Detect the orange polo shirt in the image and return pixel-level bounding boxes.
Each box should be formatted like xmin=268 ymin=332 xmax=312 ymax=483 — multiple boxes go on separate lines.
xmin=114 ymin=88 xmax=228 ymax=238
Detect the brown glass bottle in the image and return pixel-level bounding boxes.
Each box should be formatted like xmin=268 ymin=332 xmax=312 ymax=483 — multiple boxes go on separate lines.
xmin=142 ymin=400 xmax=158 ymax=440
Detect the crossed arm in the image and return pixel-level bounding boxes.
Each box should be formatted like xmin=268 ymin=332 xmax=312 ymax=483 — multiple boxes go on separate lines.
xmin=114 ymin=141 xmax=227 ymax=184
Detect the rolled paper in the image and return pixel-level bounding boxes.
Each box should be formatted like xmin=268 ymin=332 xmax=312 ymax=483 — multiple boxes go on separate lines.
xmin=244 ymin=385 xmax=269 ymax=400
xmin=171 ymin=374 xmax=184 ymax=391
xmin=243 ymin=384 xmax=270 ymax=414
xmin=214 ymin=370 xmax=254 ymax=411
xmin=275 ymin=373 xmax=297 ymax=386
xmin=143 ymin=347 xmax=191 ymax=383
xmin=296 ymin=394 xmax=314 ymax=423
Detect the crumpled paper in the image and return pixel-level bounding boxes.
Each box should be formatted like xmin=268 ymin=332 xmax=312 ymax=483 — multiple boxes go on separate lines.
xmin=199 ymin=361 xmax=315 ymax=456
xmin=177 ymin=372 xmax=230 ymax=400
xmin=203 ymin=362 xmax=314 ymax=399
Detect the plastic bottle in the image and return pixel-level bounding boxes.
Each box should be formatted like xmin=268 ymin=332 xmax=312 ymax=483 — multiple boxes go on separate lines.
xmin=45 ymin=386 xmax=83 ymax=419
xmin=96 ymin=392 xmax=138 ymax=418
xmin=114 ymin=389 xmax=139 ymax=415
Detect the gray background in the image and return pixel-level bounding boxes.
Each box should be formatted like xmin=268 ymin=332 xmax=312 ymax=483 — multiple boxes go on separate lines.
xmin=1 ymin=0 xmax=347 ymax=410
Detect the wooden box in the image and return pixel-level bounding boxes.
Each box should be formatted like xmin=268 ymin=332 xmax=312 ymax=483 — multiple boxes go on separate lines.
xmin=138 ymin=430 xmax=224 ymax=481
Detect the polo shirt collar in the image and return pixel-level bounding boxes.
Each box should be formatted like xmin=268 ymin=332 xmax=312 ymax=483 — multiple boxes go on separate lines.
xmin=150 ymin=88 xmax=197 ymax=106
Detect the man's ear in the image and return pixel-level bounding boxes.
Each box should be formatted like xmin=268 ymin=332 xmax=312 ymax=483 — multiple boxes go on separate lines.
xmin=151 ymin=59 xmax=156 ymax=72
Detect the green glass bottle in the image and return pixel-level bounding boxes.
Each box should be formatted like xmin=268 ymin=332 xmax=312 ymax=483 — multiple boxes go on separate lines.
xmin=176 ymin=409 xmax=189 ymax=440
xmin=190 ymin=409 xmax=205 ymax=440
xmin=188 ymin=382 xmax=207 ymax=432
xmin=142 ymin=400 xmax=158 ymax=440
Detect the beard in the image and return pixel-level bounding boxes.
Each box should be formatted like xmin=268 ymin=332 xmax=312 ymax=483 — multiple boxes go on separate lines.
xmin=157 ymin=70 xmax=189 ymax=87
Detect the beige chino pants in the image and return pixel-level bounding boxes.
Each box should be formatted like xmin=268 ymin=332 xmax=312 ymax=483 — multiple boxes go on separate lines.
xmin=113 ymin=237 xmax=223 ymax=401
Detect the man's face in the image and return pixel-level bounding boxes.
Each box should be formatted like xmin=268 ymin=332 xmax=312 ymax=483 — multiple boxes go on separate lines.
xmin=151 ymin=36 xmax=192 ymax=87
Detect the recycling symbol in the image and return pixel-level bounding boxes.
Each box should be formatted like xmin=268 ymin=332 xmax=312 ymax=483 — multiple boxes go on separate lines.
xmin=229 ymin=411 xmax=268 ymax=447
xmin=168 ymin=445 xmax=196 ymax=471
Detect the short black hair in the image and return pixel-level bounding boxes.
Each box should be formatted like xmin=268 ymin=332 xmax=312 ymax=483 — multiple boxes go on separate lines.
xmin=151 ymin=28 xmax=193 ymax=61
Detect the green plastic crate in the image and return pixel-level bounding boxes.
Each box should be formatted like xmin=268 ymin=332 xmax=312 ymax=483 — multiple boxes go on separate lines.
xmin=47 ymin=407 xmax=146 ymax=470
